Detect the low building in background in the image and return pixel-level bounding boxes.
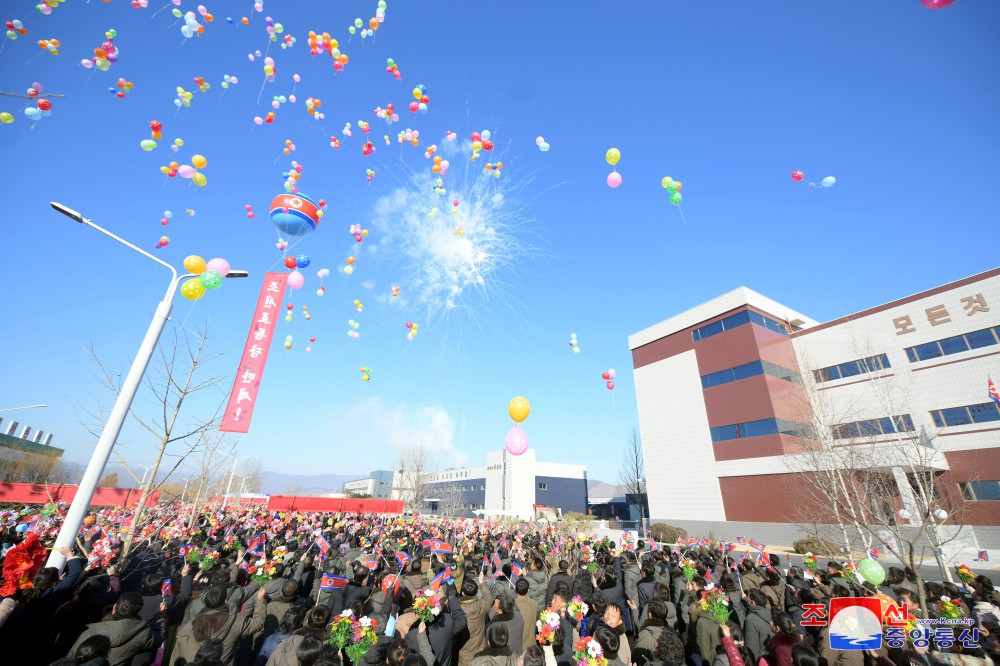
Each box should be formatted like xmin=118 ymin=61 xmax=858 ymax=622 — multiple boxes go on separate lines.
xmin=630 ymin=266 xmax=1000 ymax=554
xmin=342 ymin=470 xmax=395 ymax=498
xmin=0 ymin=419 xmax=63 ymax=483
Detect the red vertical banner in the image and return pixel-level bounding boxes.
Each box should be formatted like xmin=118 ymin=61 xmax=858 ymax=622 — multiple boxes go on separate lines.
xmin=219 ymin=272 xmax=288 ymax=433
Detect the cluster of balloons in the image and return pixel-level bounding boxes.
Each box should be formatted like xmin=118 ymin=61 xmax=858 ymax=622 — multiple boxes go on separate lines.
xmin=284 ymin=335 xmax=293 ymax=351
xmin=535 ymin=136 xmax=551 ymax=152
xmin=397 ymin=128 xmax=420 ymax=146
xmin=606 ymin=148 xmax=622 ymax=188
xmin=307 ymin=30 xmax=340 ymax=58
xmin=569 ymin=332 xmax=581 ymax=354
xmin=485 ymin=162 xmax=503 ymax=178
xmin=305 ymin=97 xmax=323 ymax=118
xmin=347 ymin=319 xmax=361 ymax=339
xmin=180 ymin=255 xmax=231 ymax=300
xmin=349 ymin=224 xmax=369 ymax=243
xmin=445 ymin=131 xmax=457 ymax=141
xmin=263 ymin=16 xmax=285 ymax=42
xmin=391 ymin=285 xmax=401 ymax=298
xmin=353 ymin=299 xmax=364 ymax=313
xmin=506 ymin=397 xmax=530 ymax=456
xmin=453 ymin=221 xmax=464 ymax=236
xmin=22 ymin=83 xmax=52 ymax=122
xmin=284 ymin=303 xmax=295 ymax=323
xmin=282 ymin=161 xmax=306 ymax=193
xmin=469 ymin=130 xmax=494 ymax=161
xmin=348 ymin=1 xmax=387 ymax=39
xmin=131 ymin=0 xmax=149 ymax=7
xmin=405 ymin=320 xmax=419 ymax=341
xmin=601 ymin=368 xmax=616 ymax=391
xmin=362 ymin=140 xmax=375 ymax=156
xmin=316 ymin=267 xmax=330 ymax=296
xmin=110 ymin=77 xmax=134 ymax=98
xmin=409 ymin=84 xmax=429 ymax=114
xmin=5 ymin=20 xmax=28 ymax=40
xmin=276 ymin=238 xmax=288 ymax=251
xmin=366 ymin=168 xmax=375 ymax=183
xmin=254 ymin=112 xmax=277 ymax=124
xmin=791 ymin=170 xmax=836 ymax=188
xmin=329 ymin=135 xmax=341 ymax=150
xmin=661 ymin=176 xmax=683 ymax=205
xmin=271 ymin=193 xmax=322 ymax=236
xmin=431 ymin=155 xmax=450 ymax=176
xmin=175 ymin=10 xmax=208 ymax=39
xmin=360 ymin=366 xmax=372 ymax=382
xmin=221 ymin=74 xmax=239 ymax=89
xmin=385 ymin=57 xmax=401 ymax=79
xmin=38 ymin=37 xmax=60 ymax=55
xmin=374 ymin=103 xmax=398 ymax=125
xmin=245 ymin=204 xmax=255 ymax=219
xmin=262 ymin=56 xmax=277 ymax=83
xmin=302 ymin=304 xmax=311 ymax=321
xmin=159 ymin=210 xmax=173 ymax=226
xmin=282 ymin=139 xmax=296 ymax=154
xmin=191 ymin=76 xmax=210 ymax=94
xmin=174 ymin=86 xmax=197 ymax=108
xmin=35 ymin=0 xmax=67 ymax=16
xmin=161 ymin=154 xmax=208 ymax=185
xmin=156 ymin=235 xmax=170 ymax=248
xmin=344 ymin=255 xmax=356 ymax=275
xmin=283 ymin=254 xmax=310 ymax=269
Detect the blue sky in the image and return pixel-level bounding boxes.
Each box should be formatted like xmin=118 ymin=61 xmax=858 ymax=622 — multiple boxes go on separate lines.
xmin=2 ymin=1 xmax=998 ymax=480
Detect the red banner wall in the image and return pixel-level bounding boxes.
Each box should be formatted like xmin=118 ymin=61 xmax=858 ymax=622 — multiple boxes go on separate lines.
xmin=0 ymin=483 xmax=159 ymax=507
xmin=220 ymin=272 xmax=288 ymax=433
xmin=265 ymin=496 xmax=404 ymax=514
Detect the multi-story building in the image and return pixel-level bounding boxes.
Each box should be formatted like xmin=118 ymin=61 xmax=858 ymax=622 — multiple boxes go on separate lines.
xmin=350 ymin=449 xmax=588 ymax=520
xmin=0 ymin=419 xmax=63 ymax=483
xmin=342 ymin=470 xmax=395 ymax=498
xmin=629 ymin=267 xmax=1000 ymax=553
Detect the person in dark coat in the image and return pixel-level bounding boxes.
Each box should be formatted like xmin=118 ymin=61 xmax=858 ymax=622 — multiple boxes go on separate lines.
xmin=597 ymin=568 xmax=631 ymax=634
xmin=487 ymin=591 xmax=524 ymax=657
xmin=403 ymin=588 xmax=468 ymax=666
xmin=292 ymin=554 xmax=316 ymax=600
xmin=69 ymin=591 xmax=164 ymax=666
xmin=743 ymin=589 xmax=774 ymax=664
xmin=328 ymin=562 xmax=371 ymax=614
xmin=51 ymin=567 xmax=123 ymax=659
xmin=17 ymin=547 xmax=84 ymax=666
xmin=546 ymin=561 xmax=573 ymax=608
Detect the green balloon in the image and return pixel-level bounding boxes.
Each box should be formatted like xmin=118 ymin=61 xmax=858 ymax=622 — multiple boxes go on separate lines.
xmin=857 ymin=557 xmax=885 ymax=586
xmin=199 ymin=270 xmax=223 ymax=290
xmin=140 ymin=139 xmax=157 ymax=152
xmin=667 ymin=182 xmax=679 ymax=193
xmin=670 ymin=192 xmax=683 ymax=205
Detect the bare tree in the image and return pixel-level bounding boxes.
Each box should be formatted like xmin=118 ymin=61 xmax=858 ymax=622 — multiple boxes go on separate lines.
xmin=240 ymin=459 xmax=264 ymax=494
xmin=395 ymin=442 xmax=433 ymax=514
xmin=78 ymin=323 xmax=231 ymax=556
xmin=0 ymin=451 xmax=59 ymax=484
xmin=99 ymin=472 xmax=119 ymax=487
xmin=617 ymin=426 xmax=647 ymax=532
xmin=786 ymin=334 xmax=970 ymax=617
xmin=187 ymin=431 xmax=238 ymax=529
xmin=437 ymin=482 xmax=467 ymax=518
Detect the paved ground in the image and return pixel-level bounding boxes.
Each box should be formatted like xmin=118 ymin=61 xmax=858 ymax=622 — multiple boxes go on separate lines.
xmin=766 ymin=549 xmax=996 ymax=582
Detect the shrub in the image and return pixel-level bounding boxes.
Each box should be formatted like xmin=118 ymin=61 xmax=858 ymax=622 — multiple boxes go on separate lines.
xmin=792 ymin=535 xmax=842 ymax=556
xmin=648 ymin=523 xmax=688 ymax=544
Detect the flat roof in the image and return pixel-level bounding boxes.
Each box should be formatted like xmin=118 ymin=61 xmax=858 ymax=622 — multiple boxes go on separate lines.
xmin=0 ymin=432 xmax=64 ymax=457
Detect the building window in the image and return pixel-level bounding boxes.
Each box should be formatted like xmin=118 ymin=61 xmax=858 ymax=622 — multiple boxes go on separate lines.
xmin=905 ymin=327 xmax=1000 ymax=362
xmin=701 ymin=360 xmax=801 ymax=389
xmin=831 ymin=414 xmax=915 ymax=440
xmin=538 ymin=483 xmax=548 ymax=490
xmin=692 ymin=309 xmax=788 ymax=342
xmin=480 ymin=484 xmax=486 ymax=490
xmin=960 ymin=481 xmax=1000 ymax=501
xmin=930 ymin=402 xmax=1000 ymax=428
xmin=812 ymin=354 xmax=890 ymax=384
xmin=709 ymin=418 xmax=813 ymax=443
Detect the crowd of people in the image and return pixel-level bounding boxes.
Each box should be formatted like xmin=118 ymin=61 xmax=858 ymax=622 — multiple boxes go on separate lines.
xmin=1 ymin=503 xmax=999 ymax=666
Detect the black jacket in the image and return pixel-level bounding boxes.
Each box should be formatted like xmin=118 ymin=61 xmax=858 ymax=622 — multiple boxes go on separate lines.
xmin=404 ymin=596 xmax=468 ymax=666
xmin=546 ymin=572 xmax=574 ymax=606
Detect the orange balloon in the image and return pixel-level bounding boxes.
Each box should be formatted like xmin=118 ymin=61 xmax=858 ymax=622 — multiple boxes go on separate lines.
xmin=242 ymin=17 xmax=249 ymax=24
xmin=51 ymin=39 xmax=60 ymax=47
xmin=313 ymin=99 xmax=322 ymax=107
xmin=432 ymin=165 xmax=441 ymax=173
xmin=205 ymin=13 xmax=214 ymax=22
xmin=94 ymin=47 xmax=107 ymax=58
xmin=369 ymin=17 xmax=379 ymax=29
xmin=339 ymin=54 xmax=349 ymax=64
xmin=497 ymin=161 xmax=503 ymax=169
xmin=196 ymin=25 xmax=204 ymax=34
xmin=347 ymin=257 xmax=355 ymax=265
xmin=411 ymin=138 xmax=419 ymax=146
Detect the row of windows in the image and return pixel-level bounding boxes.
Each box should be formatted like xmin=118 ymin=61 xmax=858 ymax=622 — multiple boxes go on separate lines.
xmin=960 ymin=481 xmax=1000 ymax=502
xmin=709 ymin=417 xmax=813 ymax=443
xmin=831 ymin=414 xmax=915 ymax=440
xmin=692 ymin=309 xmax=789 ymax=342
xmin=905 ymin=326 xmax=1000 ymax=362
xmin=813 ymin=354 xmax=890 ymax=384
xmin=930 ymin=401 xmax=1000 ymax=428
xmin=701 ymin=359 xmax=801 ymax=389
xmin=538 ymin=483 xmax=548 ymax=490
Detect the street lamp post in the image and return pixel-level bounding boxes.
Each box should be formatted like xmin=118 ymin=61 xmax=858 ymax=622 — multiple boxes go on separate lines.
xmin=180 ymin=477 xmax=193 ymax=505
xmin=45 ymin=202 xmax=248 ymax=573
xmin=221 ymin=456 xmax=249 ymax=509
xmin=0 ymin=405 xmax=47 ymax=412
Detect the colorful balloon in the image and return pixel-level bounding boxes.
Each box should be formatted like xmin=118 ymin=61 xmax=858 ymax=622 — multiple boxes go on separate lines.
xmin=505 ymin=426 xmax=529 ymax=456
xmin=605 ymin=148 xmax=621 ymax=166
xmin=791 ymin=170 xmax=804 ymax=182
xmin=821 ymin=176 xmax=836 ymax=188
xmin=270 ymin=193 xmax=320 ymax=235
xmin=181 ymin=278 xmax=206 ymax=300
xmin=287 ymin=269 xmax=304 ymax=289
xmin=607 ymin=172 xmax=622 ymax=188
xmin=920 ymin=0 xmax=956 ymax=7
xmin=508 ymin=396 xmax=530 ymax=423
xmin=183 ymin=255 xmax=207 ymax=274
xmin=857 ymin=558 xmax=885 ymax=586
xmin=199 ymin=270 xmax=222 ymax=290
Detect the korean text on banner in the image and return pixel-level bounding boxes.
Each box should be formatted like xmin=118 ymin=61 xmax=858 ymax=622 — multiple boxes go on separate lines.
xmin=219 ymin=272 xmax=288 ymax=433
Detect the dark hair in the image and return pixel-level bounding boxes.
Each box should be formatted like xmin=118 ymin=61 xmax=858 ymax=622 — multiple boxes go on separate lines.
xmin=553 ymin=583 xmax=571 ymax=601
xmin=792 ymin=644 xmax=819 ymax=666
xmin=387 ymin=637 xmax=410 ymax=666
xmin=281 ymin=579 xmax=299 ymax=598
xmin=647 ymin=598 xmax=668 ymax=621
xmin=642 ymin=562 xmax=655 ymax=577
xmin=748 ymin=589 xmax=768 ymax=608
xmin=116 ymin=591 xmax=144 ymax=619
xmin=192 ymin=638 xmax=224 ymax=666
xmin=652 ymin=583 xmax=671 ymax=600
xmin=306 ymin=605 xmax=332 ymax=630
xmin=486 ymin=622 xmax=509 ymax=649
xmin=656 ymin=625 xmax=685 ymax=664
xmin=203 ymin=585 xmax=227 ymax=609
xmin=523 ymin=645 xmax=545 ymax=666
xmin=774 ymin=612 xmax=797 ymax=634
xmin=462 ymin=578 xmax=479 ymax=597
xmin=142 ymin=572 xmax=166 ymax=595
xmin=25 ymin=567 xmax=59 ymax=600
xmin=593 ymin=626 xmax=619 ymax=657
xmin=279 ymin=604 xmax=307 ymax=634
xmin=589 ymin=590 xmax=608 ymax=616
xmin=353 ymin=563 xmax=369 ymax=583
xmin=298 ymin=636 xmax=326 ymax=666
xmin=410 ymin=561 xmax=423 ymax=574
xmin=403 ymin=656 xmax=428 ymax=666
xmin=558 ymin=560 xmax=569 ymax=572
xmin=495 ymin=592 xmax=514 ymax=615
xmin=796 ymin=588 xmax=814 ymax=605
xmin=75 ymin=634 xmax=112 ymax=662
xmin=515 ymin=578 xmax=530 ymax=596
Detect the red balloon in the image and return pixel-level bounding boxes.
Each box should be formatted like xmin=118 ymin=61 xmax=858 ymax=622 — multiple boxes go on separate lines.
xmin=470 ymin=132 xmax=481 ymax=142
xmin=284 ymin=256 xmax=297 ymax=268
xmin=381 ymin=574 xmax=399 ymax=595
xmin=287 ymin=304 xmax=294 ymax=310
xmin=791 ymin=170 xmax=804 ymax=182
xmin=37 ymin=99 xmax=52 ymax=111
xmin=607 ymin=380 xmax=615 ymax=390
xmin=150 ymin=120 xmax=162 ymax=132
xmin=601 ymin=372 xmax=610 ymax=380
xmin=420 ymin=95 xmax=429 ymax=104
xmin=310 ymin=337 xmax=316 ymax=342
xmin=482 ymin=140 xmax=494 ymax=151
xmin=408 ymin=101 xmax=419 ymax=112
xmin=920 ymin=0 xmax=956 ymax=7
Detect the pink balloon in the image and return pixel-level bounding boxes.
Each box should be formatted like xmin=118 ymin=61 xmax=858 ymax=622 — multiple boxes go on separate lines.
xmin=919 ymin=0 xmax=956 ymax=7
xmin=505 ymin=426 xmax=529 ymax=456
xmin=607 ymin=172 xmax=622 ymax=188
xmin=206 ymin=258 xmax=230 ymax=276
xmin=287 ymin=269 xmax=304 ymax=289
xmin=607 ymin=381 xmax=615 ymax=390
xmin=177 ymin=164 xmax=196 ymax=179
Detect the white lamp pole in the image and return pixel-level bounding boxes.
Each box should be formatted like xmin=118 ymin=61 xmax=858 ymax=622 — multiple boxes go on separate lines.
xmin=45 ymin=202 xmax=248 ymax=573
xmin=221 ymin=456 xmax=249 ymax=509
xmin=0 ymin=405 xmax=47 ymax=412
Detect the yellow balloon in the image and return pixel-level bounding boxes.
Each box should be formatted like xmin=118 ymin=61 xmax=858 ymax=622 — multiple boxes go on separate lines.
xmin=412 ymin=87 xmax=422 ymax=100
xmin=191 ymin=154 xmax=207 ymax=169
xmin=606 ymin=148 xmax=621 ymax=166
xmin=193 ymin=172 xmax=208 ymax=187
xmin=183 ymin=255 xmax=207 ymax=274
xmin=181 ymin=278 xmax=206 ymax=300
xmin=508 ymin=396 xmax=530 ymax=423
xmin=661 ymin=176 xmax=673 ymax=188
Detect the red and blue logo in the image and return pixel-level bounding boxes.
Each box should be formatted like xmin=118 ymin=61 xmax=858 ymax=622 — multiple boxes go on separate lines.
xmin=828 ymin=598 xmax=884 ymax=650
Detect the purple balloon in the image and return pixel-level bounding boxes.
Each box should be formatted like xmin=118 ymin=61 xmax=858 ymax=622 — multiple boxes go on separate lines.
xmin=287 ymin=269 xmax=304 ymax=289
xmin=177 ymin=164 xmax=196 ymax=179
xmin=920 ymin=0 xmax=956 ymax=7
xmin=505 ymin=426 xmax=529 ymax=456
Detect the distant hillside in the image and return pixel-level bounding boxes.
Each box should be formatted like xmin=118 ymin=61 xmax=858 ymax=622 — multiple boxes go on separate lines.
xmin=259 ymin=471 xmax=360 ymax=495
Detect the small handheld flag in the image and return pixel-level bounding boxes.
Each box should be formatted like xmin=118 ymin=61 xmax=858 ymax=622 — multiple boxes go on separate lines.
xmin=869 ymin=548 xmax=880 ymax=561
xmin=247 ymin=532 xmax=266 ymax=555
xmin=976 ymin=550 xmax=989 ymax=562
xmin=511 ymin=562 xmax=523 ymax=581
xmin=430 ymin=566 xmax=452 ymax=592
xmin=396 ymin=551 xmax=411 ymax=570
xmin=320 ymin=574 xmax=350 ymax=592
xmin=161 ymin=578 xmax=172 ymax=597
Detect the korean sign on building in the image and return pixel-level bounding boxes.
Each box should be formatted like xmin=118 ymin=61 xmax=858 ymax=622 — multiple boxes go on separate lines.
xmin=219 ymin=272 xmax=288 ymax=433
xmin=893 ymin=292 xmax=990 ymax=335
